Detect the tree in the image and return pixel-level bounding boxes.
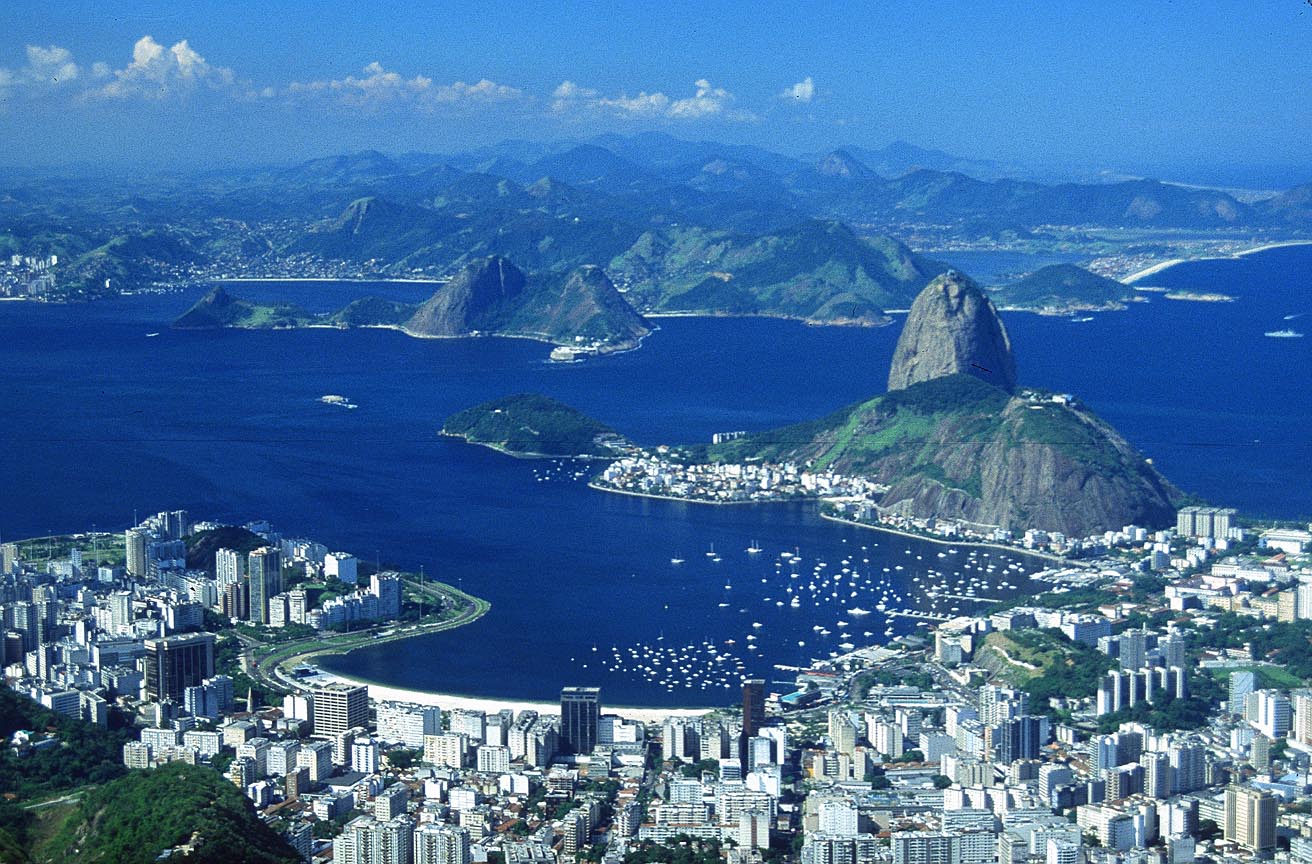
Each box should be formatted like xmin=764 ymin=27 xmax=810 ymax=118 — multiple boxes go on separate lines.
xmin=931 ymin=775 xmax=952 ymax=789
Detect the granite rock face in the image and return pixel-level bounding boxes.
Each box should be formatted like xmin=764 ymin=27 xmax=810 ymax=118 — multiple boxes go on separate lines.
xmin=405 ymin=256 xmax=527 ymax=337
xmin=887 ymin=270 xmax=1017 ymax=393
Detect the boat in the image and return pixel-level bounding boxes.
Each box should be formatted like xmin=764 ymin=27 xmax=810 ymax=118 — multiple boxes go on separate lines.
xmin=670 ymin=558 xmax=684 ymax=565
xmin=145 ymin=332 xmax=160 ymax=337
xmin=1265 ymin=329 xmax=1304 ymax=338
xmin=746 ymin=540 xmax=763 ymax=554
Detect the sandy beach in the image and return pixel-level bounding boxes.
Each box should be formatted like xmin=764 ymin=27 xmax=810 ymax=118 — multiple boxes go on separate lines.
xmin=1124 ymin=240 xmax=1312 ymax=284
xmin=310 ymin=670 xmax=715 ymax=723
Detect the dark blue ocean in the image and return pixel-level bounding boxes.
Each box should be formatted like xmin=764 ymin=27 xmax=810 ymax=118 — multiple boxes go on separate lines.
xmin=1 ymin=244 xmax=1309 ymax=707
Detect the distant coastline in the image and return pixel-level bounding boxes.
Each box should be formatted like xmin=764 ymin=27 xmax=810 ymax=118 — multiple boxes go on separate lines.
xmin=217 ymin=276 xmax=446 ymax=284
xmin=1123 ymin=239 xmax=1312 ymax=284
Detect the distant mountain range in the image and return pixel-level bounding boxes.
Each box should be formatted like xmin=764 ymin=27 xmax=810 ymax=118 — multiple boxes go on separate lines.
xmin=3 ymin=132 xmax=1308 ymax=313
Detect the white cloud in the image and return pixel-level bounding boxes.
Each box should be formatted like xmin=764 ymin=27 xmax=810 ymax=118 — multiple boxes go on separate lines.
xmin=780 ymin=77 xmax=815 ymax=103
xmin=552 ymin=78 xmax=745 ymax=121
xmin=668 ymin=78 xmax=732 ymax=118
xmin=286 ymin=61 xmax=523 ymax=110
xmin=0 ymin=44 xmax=81 ymax=100
xmin=92 ymin=36 xmax=237 ymax=99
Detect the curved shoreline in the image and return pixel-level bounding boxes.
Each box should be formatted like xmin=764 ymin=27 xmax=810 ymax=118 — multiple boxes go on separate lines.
xmin=817 ymin=512 xmax=1074 ymax=565
xmin=260 ymin=578 xmax=716 ymax=720
xmin=304 ymin=669 xmax=717 ymax=723
xmin=587 ymin=480 xmax=809 ymax=507
xmin=1123 ymin=239 xmax=1312 ymax=284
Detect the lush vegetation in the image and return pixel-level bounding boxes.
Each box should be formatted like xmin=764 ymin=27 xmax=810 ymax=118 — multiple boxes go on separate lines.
xmin=625 ymin=837 xmax=726 ymax=864
xmin=0 ymin=688 xmax=132 ymax=802
xmin=1181 ymin=613 xmax=1312 ymax=680
xmin=992 ymin=264 xmax=1132 ymax=309
xmin=978 ymin=629 xmax=1115 ymax=705
xmin=610 ymin=221 xmax=946 ymax=322
xmin=47 ymin=762 xmax=299 ymax=863
xmin=172 ymin=286 xmax=313 ymax=330
xmin=443 ymin=393 xmax=623 ymax=457
xmin=184 ymin=525 xmax=269 ymax=572
xmin=329 ymin=296 xmax=416 ymax=326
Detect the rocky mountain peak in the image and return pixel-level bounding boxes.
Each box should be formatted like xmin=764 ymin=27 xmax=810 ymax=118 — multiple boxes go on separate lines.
xmin=887 ymin=270 xmax=1016 ymax=393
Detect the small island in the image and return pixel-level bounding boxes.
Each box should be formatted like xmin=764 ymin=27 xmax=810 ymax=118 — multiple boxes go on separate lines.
xmin=441 ymin=393 xmax=631 ymax=458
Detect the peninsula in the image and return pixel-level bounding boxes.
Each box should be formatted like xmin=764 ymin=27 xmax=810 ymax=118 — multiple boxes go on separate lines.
xmin=449 ymin=271 xmax=1183 ymax=542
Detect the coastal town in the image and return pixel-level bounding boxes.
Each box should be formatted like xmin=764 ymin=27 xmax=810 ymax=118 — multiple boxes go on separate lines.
xmin=4 ymin=504 xmax=1312 ymax=864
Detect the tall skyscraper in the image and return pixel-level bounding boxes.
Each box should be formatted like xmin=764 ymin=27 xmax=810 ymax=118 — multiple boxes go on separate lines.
xmin=143 ymin=632 xmax=216 ymax=702
xmin=560 ymin=686 xmax=601 ymax=755
xmin=740 ymin=678 xmax=765 ymax=764
xmin=248 ymin=546 xmax=281 ymax=625
xmin=125 ymin=528 xmax=149 ymax=579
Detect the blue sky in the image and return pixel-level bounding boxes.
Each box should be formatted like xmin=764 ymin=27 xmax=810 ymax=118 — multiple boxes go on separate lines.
xmin=1 ymin=0 xmax=1309 ymax=181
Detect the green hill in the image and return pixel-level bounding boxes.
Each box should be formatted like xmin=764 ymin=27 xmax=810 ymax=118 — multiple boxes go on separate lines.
xmin=442 ymin=393 xmax=628 ymax=457
xmin=47 ymin=763 xmax=298 ymax=864
xmin=708 ymin=374 xmax=1179 ymax=536
xmin=993 ymin=264 xmax=1133 ymax=311
xmin=172 ymin=286 xmax=313 ymax=330
xmin=609 ymin=220 xmax=945 ymax=323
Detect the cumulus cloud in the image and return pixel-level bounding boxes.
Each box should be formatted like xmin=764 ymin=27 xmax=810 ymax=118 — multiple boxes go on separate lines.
xmin=780 ymin=77 xmax=815 ymax=103
xmin=286 ymin=61 xmax=523 ymax=110
xmin=0 ymin=44 xmax=81 ymax=100
xmin=552 ymin=78 xmax=745 ymax=121
xmin=92 ymin=36 xmax=237 ymax=99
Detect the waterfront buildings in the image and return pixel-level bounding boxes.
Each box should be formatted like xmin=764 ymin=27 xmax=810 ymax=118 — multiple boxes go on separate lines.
xmin=560 ymin=686 xmax=600 ymax=755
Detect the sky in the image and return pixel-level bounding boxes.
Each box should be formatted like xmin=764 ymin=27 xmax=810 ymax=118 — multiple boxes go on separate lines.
xmin=0 ymin=0 xmax=1309 ymax=182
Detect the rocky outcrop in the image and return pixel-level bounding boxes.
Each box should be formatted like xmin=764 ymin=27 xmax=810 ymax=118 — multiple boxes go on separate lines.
xmin=887 ymin=270 xmax=1016 ymax=393
xmin=405 ymin=256 xmax=527 ymax=337
xmin=405 ymin=256 xmax=649 ymax=349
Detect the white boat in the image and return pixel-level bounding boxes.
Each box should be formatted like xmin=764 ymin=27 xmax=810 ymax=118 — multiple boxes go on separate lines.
xmin=1265 ymin=329 xmax=1304 ymax=338
xmin=670 ymin=558 xmax=685 ymax=565
xmin=746 ymin=540 xmax=763 ymax=554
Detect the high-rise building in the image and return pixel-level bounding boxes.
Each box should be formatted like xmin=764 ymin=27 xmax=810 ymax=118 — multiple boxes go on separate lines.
xmin=247 ymin=547 xmax=281 ymax=625
xmin=414 ymin=823 xmax=470 ymax=864
xmin=1252 ymin=690 xmax=1291 ymax=739
xmin=803 ymin=834 xmax=880 ymax=864
xmin=125 ymin=528 xmax=150 ymax=579
xmin=560 ymin=686 xmax=600 ymax=755
xmin=891 ymin=832 xmax=961 ymax=864
xmin=1292 ymin=692 xmax=1312 ymax=747
xmin=1168 ymin=741 xmax=1206 ymax=794
xmin=377 ymin=703 xmax=443 ymax=749
xmin=312 ymin=683 xmax=368 ymax=737
xmin=1230 ymin=670 xmax=1257 ymax=712
xmin=143 ymin=632 xmax=215 ymax=702
xmin=215 ymin=548 xmax=244 ymax=589
xmin=1119 ymin=630 xmax=1149 ymax=671
xmin=740 ymin=678 xmax=765 ymax=763
xmin=1225 ymin=785 xmax=1276 ymax=853
xmin=335 ymin=815 xmax=413 ymax=864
